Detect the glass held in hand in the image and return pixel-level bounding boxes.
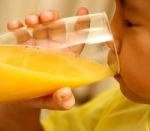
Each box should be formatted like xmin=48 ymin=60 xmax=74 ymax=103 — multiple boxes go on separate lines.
xmin=0 ymin=12 xmax=119 ymax=73
xmin=0 ymin=13 xmax=112 ymax=45
xmin=0 ymin=12 xmax=120 ymax=103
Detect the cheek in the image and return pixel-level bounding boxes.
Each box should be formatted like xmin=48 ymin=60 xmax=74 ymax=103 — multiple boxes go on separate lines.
xmin=119 ymin=32 xmax=150 ymax=99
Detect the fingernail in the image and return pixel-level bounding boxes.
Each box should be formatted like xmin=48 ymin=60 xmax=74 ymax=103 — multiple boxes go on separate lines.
xmin=78 ymin=7 xmax=89 ymax=15
xmin=58 ymin=88 xmax=71 ymax=102
xmin=9 ymin=20 xmax=19 ymax=28
xmin=40 ymin=11 xmax=54 ymax=22
xmin=62 ymin=98 xmax=75 ymax=110
xmin=26 ymin=15 xmax=39 ymax=25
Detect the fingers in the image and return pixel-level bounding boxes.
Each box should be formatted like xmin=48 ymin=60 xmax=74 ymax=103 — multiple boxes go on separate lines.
xmin=47 ymin=21 xmax=66 ymax=44
xmin=35 ymin=10 xmax=66 ymax=50
xmin=25 ymin=15 xmax=39 ymax=27
xmin=7 ymin=10 xmax=63 ymax=47
xmin=76 ymin=7 xmax=89 ymax=16
xmin=75 ymin=7 xmax=90 ymax=31
xmin=30 ymin=87 xmax=75 ymax=110
xmin=46 ymin=11 xmax=66 ymax=45
xmin=7 ymin=20 xmax=24 ymax=31
xmin=52 ymin=87 xmax=75 ymax=110
xmin=25 ymin=11 xmax=60 ymax=27
xmin=40 ymin=10 xmax=60 ymax=23
xmin=28 ymin=11 xmax=61 ymax=40
xmin=7 ymin=20 xmax=32 ymax=44
xmin=67 ymin=7 xmax=90 ymax=55
xmin=30 ymin=11 xmax=65 ymax=50
xmin=47 ymin=8 xmax=89 ymax=51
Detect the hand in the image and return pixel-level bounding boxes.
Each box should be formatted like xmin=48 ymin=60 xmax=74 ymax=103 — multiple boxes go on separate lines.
xmin=7 ymin=7 xmax=90 ymax=56
xmin=6 ymin=7 xmax=89 ymax=110
xmin=0 ymin=7 xmax=89 ymax=131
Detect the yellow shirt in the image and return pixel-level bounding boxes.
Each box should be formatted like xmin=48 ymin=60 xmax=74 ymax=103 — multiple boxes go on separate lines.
xmin=41 ymin=87 xmax=150 ymax=131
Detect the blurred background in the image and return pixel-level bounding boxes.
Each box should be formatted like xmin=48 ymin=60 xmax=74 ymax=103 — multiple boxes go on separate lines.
xmin=0 ymin=0 xmax=118 ymax=105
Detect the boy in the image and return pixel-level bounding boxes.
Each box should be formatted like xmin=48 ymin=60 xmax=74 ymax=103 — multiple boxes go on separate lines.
xmin=1 ymin=0 xmax=150 ymax=130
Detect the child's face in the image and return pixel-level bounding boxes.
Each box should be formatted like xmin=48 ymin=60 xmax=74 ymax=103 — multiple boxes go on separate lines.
xmin=111 ymin=0 xmax=150 ymax=103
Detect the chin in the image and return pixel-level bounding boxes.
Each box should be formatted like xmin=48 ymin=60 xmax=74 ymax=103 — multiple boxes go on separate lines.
xmin=114 ymin=74 xmax=150 ymax=104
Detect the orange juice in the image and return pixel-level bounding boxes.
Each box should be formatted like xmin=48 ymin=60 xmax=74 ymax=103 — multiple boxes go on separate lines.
xmin=0 ymin=45 xmax=114 ymax=103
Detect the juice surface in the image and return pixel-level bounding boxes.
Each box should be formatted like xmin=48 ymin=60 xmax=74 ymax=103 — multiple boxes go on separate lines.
xmin=0 ymin=45 xmax=114 ymax=102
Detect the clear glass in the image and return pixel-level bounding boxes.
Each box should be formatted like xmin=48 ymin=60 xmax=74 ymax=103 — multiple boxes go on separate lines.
xmin=0 ymin=12 xmax=120 ymax=103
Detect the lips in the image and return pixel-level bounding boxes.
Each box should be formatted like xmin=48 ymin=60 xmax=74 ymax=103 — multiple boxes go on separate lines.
xmin=114 ymin=73 xmax=121 ymax=81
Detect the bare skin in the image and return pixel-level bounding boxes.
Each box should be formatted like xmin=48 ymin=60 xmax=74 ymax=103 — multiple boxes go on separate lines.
xmin=0 ymin=7 xmax=89 ymax=131
xmin=1 ymin=0 xmax=150 ymax=130
xmin=112 ymin=0 xmax=150 ymax=103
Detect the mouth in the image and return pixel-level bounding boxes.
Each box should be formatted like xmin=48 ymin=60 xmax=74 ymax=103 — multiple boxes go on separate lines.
xmin=114 ymin=74 xmax=121 ymax=82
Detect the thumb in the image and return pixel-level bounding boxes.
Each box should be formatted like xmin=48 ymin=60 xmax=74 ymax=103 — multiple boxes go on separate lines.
xmin=28 ymin=87 xmax=75 ymax=110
